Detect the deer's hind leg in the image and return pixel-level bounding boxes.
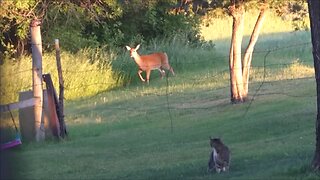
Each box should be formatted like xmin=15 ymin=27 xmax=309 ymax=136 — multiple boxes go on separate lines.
xmin=158 ymin=68 xmax=165 ymax=79
xmin=169 ymin=66 xmax=175 ymax=76
xmin=163 ymin=64 xmax=175 ymax=76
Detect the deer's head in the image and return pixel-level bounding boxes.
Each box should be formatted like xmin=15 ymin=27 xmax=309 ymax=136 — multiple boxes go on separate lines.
xmin=126 ymin=44 xmax=140 ymax=58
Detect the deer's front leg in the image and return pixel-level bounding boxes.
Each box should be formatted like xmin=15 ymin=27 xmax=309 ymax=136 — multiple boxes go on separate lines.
xmin=146 ymin=69 xmax=151 ymax=84
xmin=138 ymin=69 xmax=145 ymax=82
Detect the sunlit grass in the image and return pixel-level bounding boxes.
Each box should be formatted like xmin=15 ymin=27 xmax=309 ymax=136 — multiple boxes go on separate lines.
xmin=201 ymin=10 xmax=299 ymax=41
xmin=0 ymin=49 xmax=122 ymax=104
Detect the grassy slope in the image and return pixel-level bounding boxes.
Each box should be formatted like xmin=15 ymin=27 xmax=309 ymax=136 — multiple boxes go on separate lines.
xmin=4 ymin=12 xmax=320 ymax=180
xmin=11 ymin=79 xmax=318 ymax=179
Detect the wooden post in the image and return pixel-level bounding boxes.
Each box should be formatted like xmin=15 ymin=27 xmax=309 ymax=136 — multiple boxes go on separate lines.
xmin=30 ymin=19 xmax=45 ymax=141
xmin=55 ymin=39 xmax=67 ymax=137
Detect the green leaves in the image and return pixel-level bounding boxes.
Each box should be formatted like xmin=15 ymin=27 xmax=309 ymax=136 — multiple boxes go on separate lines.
xmin=0 ymin=0 xmax=201 ymax=58
xmin=14 ymin=0 xmax=36 ymax=9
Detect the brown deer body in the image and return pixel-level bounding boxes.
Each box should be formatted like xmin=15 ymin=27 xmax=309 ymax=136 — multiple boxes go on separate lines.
xmin=126 ymin=44 xmax=175 ymax=83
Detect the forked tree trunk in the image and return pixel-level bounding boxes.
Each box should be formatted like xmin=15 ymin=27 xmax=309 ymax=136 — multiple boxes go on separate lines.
xmin=229 ymin=4 xmax=245 ymax=103
xmin=307 ymin=0 xmax=320 ymax=170
xmin=242 ymin=3 xmax=268 ymax=95
xmin=228 ymin=1 xmax=267 ymax=103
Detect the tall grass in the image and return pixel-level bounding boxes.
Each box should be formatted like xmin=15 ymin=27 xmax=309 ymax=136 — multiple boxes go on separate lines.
xmin=0 ymin=49 xmax=122 ymax=104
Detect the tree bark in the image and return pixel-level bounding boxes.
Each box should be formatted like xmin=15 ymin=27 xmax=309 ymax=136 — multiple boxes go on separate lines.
xmin=229 ymin=4 xmax=245 ymax=103
xmin=228 ymin=1 xmax=267 ymax=103
xmin=307 ymin=0 xmax=320 ymax=170
xmin=242 ymin=3 xmax=268 ymax=95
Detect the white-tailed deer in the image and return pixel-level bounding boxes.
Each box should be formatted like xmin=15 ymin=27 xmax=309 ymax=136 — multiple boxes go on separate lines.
xmin=126 ymin=44 xmax=175 ymax=83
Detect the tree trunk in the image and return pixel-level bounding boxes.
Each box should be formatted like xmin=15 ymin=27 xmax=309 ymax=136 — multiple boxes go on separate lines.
xmin=242 ymin=3 xmax=268 ymax=95
xmin=307 ymin=0 xmax=320 ymax=170
xmin=229 ymin=4 xmax=245 ymax=103
xmin=228 ymin=1 xmax=267 ymax=103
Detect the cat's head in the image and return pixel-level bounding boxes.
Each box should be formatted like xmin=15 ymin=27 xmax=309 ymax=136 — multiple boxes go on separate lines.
xmin=210 ymin=137 xmax=223 ymax=147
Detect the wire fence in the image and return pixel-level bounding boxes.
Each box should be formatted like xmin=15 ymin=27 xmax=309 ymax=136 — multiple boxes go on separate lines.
xmin=0 ymin=40 xmax=316 ymax=133
xmin=0 ymin=39 xmax=317 ymax=180
xmin=60 ymin=41 xmax=315 ymax=133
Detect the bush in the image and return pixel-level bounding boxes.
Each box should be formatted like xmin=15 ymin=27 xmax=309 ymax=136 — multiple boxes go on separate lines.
xmin=0 ymin=0 xmax=202 ymax=58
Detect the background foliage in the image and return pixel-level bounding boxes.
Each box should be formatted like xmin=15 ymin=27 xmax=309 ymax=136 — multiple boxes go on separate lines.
xmin=0 ymin=0 xmax=201 ymax=59
xmin=0 ymin=0 xmax=309 ymax=60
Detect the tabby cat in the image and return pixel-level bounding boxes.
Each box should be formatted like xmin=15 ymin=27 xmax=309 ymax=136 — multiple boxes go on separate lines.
xmin=208 ymin=137 xmax=230 ymax=173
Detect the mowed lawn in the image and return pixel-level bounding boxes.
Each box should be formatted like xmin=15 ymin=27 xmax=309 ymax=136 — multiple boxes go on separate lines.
xmin=8 ymin=72 xmax=318 ymax=179
xmin=2 ymin=29 xmax=320 ymax=179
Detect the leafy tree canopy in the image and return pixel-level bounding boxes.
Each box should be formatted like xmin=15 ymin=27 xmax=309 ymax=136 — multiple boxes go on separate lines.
xmin=0 ymin=0 xmax=309 ymax=60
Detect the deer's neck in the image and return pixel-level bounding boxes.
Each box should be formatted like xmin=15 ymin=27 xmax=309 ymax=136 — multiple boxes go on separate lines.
xmin=132 ymin=53 xmax=144 ymax=66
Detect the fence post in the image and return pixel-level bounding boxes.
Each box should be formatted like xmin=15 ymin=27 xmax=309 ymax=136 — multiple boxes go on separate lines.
xmin=55 ymin=39 xmax=67 ymax=137
xmin=30 ymin=19 xmax=45 ymax=141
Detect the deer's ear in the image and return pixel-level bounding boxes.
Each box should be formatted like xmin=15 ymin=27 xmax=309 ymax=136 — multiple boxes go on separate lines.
xmin=125 ymin=46 xmax=131 ymax=51
xmin=135 ymin=44 xmax=141 ymax=50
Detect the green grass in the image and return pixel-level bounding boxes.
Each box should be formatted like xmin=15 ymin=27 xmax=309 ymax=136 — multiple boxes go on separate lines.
xmin=0 ymin=49 xmax=122 ymax=104
xmin=5 ymin=76 xmax=319 ymax=180
xmin=1 ymin=11 xmax=319 ymax=180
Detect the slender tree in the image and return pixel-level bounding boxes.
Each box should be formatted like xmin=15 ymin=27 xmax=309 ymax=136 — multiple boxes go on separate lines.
xmin=228 ymin=0 xmax=268 ymax=103
xmin=228 ymin=0 xmax=245 ymax=103
xmin=242 ymin=2 xmax=268 ymax=96
xmin=307 ymin=0 xmax=320 ymax=170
